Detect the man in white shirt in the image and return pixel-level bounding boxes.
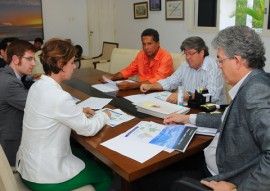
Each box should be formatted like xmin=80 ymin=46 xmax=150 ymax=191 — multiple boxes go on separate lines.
xmin=135 ymin=26 xmax=270 ymax=191
xmin=140 ymin=36 xmax=226 ymax=105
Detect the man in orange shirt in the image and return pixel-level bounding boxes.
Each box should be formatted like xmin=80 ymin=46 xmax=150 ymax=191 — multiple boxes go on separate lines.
xmin=101 ymin=28 xmax=173 ymax=90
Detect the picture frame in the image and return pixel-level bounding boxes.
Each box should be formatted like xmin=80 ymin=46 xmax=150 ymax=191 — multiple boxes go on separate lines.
xmin=165 ymin=0 xmax=184 ymax=20
xmin=149 ymin=0 xmax=161 ymax=11
xmin=0 ymin=0 xmax=44 ymax=41
xmin=134 ymin=2 xmax=148 ymax=19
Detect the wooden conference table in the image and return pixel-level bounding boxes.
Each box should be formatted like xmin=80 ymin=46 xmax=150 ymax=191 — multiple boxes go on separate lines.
xmin=61 ymin=68 xmax=213 ymax=191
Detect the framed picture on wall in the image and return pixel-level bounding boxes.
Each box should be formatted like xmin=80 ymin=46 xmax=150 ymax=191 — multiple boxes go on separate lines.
xmin=134 ymin=2 xmax=148 ymax=19
xmin=165 ymin=0 xmax=184 ymax=20
xmin=149 ymin=0 xmax=161 ymax=11
xmin=0 ymin=0 xmax=44 ymax=41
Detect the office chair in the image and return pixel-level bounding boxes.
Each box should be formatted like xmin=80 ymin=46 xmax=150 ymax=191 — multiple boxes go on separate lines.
xmin=0 ymin=145 xmax=95 ymax=191
xmin=170 ymin=177 xmax=212 ymax=191
xmin=75 ymin=45 xmax=83 ymax=68
xmin=79 ymin=41 xmax=118 ymax=69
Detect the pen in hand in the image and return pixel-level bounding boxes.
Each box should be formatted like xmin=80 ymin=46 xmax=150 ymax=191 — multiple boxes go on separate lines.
xmin=83 ymin=107 xmax=95 ymax=118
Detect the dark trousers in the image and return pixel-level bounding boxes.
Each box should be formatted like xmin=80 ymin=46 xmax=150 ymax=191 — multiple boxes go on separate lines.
xmin=133 ymin=151 xmax=212 ymax=191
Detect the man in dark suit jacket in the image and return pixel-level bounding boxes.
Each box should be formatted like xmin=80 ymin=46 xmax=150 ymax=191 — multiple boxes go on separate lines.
xmin=134 ymin=26 xmax=270 ymax=191
xmin=163 ymin=26 xmax=270 ymax=191
xmin=0 ymin=37 xmax=18 ymax=68
xmin=0 ymin=40 xmax=36 ymax=165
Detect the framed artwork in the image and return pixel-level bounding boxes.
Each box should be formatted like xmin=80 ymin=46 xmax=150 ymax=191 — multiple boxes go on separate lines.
xmin=134 ymin=2 xmax=148 ymax=19
xmin=165 ymin=0 xmax=184 ymax=20
xmin=0 ymin=0 xmax=44 ymax=41
xmin=149 ymin=0 xmax=161 ymax=11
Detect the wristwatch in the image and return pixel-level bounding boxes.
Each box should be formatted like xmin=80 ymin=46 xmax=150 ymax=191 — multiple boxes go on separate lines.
xmin=231 ymin=188 xmax=237 ymax=191
xmin=187 ymin=92 xmax=192 ymax=100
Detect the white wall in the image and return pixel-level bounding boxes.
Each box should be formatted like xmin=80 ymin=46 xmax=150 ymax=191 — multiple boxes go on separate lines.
xmin=41 ymin=0 xmax=90 ymax=56
xmin=114 ymin=0 xmax=270 ymax=72
xmin=41 ymin=0 xmax=270 ymax=72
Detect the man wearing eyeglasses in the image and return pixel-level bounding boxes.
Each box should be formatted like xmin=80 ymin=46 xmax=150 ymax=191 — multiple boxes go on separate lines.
xmin=0 ymin=40 xmax=36 ymax=166
xmin=140 ymin=36 xmax=226 ymax=105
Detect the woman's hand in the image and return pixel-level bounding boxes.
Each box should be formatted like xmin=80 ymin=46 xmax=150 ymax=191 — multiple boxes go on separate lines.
xmin=83 ymin=107 xmax=95 ymax=118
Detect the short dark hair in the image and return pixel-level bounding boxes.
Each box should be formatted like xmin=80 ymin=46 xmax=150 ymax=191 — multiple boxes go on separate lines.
xmin=40 ymin=38 xmax=76 ymax=75
xmin=0 ymin=37 xmax=18 ymax=51
xmin=180 ymin=36 xmax=209 ymax=57
xmin=6 ymin=40 xmax=36 ymax=65
xmin=34 ymin=37 xmax=43 ymax=44
xmin=141 ymin=28 xmax=159 ymax=42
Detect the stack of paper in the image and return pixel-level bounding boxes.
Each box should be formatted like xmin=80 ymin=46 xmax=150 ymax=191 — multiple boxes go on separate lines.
xmin=134 ymin=99 xmax=190 ymax=118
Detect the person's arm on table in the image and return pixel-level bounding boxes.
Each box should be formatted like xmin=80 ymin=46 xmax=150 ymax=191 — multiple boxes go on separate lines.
xmin=163 ymin=114 xmax=191 ymax=125
xmin=140 ymin=82 xmax=163 ymax=93
xmin=100 ymin=72 xmax=124 ymax=82
xmin=166 ymin=91 xmax=194 ymax=104
xmin=117 ymin=80 xmax=150 ymax=90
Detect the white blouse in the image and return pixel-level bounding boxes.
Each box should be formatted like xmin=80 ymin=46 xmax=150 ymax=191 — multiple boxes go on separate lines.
xmin=16 ymin=75 xmax=110 ymax=183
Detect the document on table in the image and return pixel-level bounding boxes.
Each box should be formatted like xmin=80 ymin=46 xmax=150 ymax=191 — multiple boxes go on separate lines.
xmin=186 ymin=123 xmax=217 ymax=136
xmin=126 ymin=121 xmax=197 ymax=152
xmin=72 ymin=97 xmax=81 ymax=103
xmin=124 ymin=91 xmax=172 ymax=104
xmin=77 ymin=97 xmax=112 ymax=109
xmin=92 ymin=76 xmax=136 ymax=92
xmin=101 ymin=133 xmax=165 ymax=163
xmin=124 ymin=94 xmax=153 ymax=104
xmin=101 ymin=121 xmax=198 ymax=162
xmin=99 ymin=108 xmax=135 ymax=127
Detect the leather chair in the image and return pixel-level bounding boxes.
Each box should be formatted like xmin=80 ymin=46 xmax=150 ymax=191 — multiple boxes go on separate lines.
xmin=170 ymin=176 xmax=212 ymax=191
xmin=0 ymin=145 xmax=95 ymax=191
xmin=79 ymin=41 xmax=119 ymax=69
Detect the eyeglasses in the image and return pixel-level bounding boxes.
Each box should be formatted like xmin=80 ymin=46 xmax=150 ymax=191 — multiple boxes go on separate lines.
xmin=21 ymin=56 xmax=36 ymax=62
xmin=216 ymin=57 xmax=232 ymax=64
xmin=183 ymin=51 xmax=198 ymax=57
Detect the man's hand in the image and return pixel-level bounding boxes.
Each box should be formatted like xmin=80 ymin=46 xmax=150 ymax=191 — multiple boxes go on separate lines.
xmin=166 ymin=92 xmax=178 ymax=104
xmin=99 ymin=74 xmax=114 ymax=83
xmin=117 ymin=81 xmax=139 ymax=90
xmin=163 ymin=114 xmax=190 ymax=124
xmin=200 ymin=180 xmax=236 ymax=191
xmin=140 ymin=84 xmax=152 ymax=93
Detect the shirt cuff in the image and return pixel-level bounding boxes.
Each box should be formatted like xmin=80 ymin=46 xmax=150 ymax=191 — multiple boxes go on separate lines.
xmin=189 ymin=114 xmax=197 ymax=124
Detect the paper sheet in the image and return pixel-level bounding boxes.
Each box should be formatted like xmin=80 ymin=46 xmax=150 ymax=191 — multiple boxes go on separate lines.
xmin=77 ymin=97 xmax=112 ymax=109
xmin=102 ymin=108 xmax=135 ymax=127
xmin=101 ymin=134 xmax=165 ymax=163
xmin=186 ymin=123 xmax=217 ymax=136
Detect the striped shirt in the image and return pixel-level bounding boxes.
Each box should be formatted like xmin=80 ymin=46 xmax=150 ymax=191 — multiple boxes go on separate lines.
xmin=158 ymin=56 xmax=226 ymax=104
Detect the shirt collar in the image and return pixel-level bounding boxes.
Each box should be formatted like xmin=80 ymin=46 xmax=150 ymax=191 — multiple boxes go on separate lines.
xmin=185 ymin=56 xmax=209 ymax=71
xmin=144 ymin=48 xmax=161 ymax=66
xmin=199 ymin=56 xmax=211 ymax=71
xmin=40 ymin=75 xmax=63 ymax=89
xmin=14 ymin=71 xmax=22 ymax=80
xmin=229 ymin=71 xmax=252 ymax=100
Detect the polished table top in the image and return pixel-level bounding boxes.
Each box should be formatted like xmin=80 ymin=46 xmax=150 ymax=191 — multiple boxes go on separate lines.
xmin=61 ymin=68 xmax=213 ymax=188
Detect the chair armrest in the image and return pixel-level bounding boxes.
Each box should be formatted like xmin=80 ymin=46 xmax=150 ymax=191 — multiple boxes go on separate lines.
xmin=93 ymin=60 xmax=110 ymax=68
xmin=170 ymin=177 xmax=213 ymax=191
xmin=92 ymin=54 xmax=102 ymax=59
